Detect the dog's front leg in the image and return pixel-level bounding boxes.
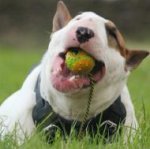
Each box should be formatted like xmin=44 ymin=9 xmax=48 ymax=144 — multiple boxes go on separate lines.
xmin=0 ymin=66 xmax=41 ymax=143
xmin=0 ymin=89 xmax=36 ymax=143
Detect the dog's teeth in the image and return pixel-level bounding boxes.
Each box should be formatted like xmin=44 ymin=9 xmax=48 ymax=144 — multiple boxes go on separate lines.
xmin=70 ymin=76 xmax=76 ymax=81
xmin=70 ymin=75 xmax=80 ymax=81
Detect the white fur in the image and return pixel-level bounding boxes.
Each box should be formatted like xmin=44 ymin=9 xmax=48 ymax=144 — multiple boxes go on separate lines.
xmin=0 ymin=12 xmax=138 ymax=143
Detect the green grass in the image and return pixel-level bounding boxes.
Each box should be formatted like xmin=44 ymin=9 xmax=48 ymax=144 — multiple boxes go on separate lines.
xmin=0 ymin=43 xmax=150 ymax=149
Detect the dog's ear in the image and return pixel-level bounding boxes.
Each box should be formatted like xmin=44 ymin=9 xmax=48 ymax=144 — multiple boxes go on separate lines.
xmin=125 ymin=49 xmax=149 ymax=71
xmin=52 ymin=1 xmax=72 ymax=32
xmin=105 ymin=21 xmax=126 ymax=57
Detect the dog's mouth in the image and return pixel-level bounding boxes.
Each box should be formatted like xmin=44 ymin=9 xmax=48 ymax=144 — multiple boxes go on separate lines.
xmin=51 ymin=47 xmax=105 ymax=93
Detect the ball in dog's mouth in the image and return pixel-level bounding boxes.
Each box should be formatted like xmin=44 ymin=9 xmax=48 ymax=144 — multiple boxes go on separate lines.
xmin=51 ymin=47 xmax=106 ymax=93
xmin=65 ymin=48 xmax=95 ymax=75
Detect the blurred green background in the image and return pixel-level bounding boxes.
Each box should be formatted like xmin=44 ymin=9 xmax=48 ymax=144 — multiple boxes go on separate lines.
xmin=0 ymin=0 xmax=150 ymax=50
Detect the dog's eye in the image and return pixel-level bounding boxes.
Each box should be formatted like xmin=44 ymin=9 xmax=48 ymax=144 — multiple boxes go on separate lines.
xmin=105 ymin=22 xmax=125 ymax=51
xmin=105 ymin=22 xmax=119 ymax=48
xmin=106 ymin=26 xmax=117 ymax=40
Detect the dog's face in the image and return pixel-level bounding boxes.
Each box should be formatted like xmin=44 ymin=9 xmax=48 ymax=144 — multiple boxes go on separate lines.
xmin=42 ymin=1 xmax=149 ymax=96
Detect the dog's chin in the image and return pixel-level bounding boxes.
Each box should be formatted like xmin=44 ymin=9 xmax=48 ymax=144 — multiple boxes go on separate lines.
xmin=51 ymin=49 xmax=105 ymax=93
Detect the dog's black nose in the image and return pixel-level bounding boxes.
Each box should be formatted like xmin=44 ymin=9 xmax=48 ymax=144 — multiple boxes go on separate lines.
xmin=76 ymin=27 xmax=94 ymax=43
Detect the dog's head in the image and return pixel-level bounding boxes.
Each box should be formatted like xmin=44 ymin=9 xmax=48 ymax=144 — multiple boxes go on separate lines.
xmin=42 ymin=1 xmax=149 ymax=95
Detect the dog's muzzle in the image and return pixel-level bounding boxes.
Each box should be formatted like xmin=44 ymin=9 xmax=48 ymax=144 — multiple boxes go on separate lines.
xmin=76 ymin=27 xmax=94 ymax=43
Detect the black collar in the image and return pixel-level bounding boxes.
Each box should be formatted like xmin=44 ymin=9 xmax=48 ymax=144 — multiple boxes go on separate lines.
xmin=32 ymin=75 xmax=126 ymax=141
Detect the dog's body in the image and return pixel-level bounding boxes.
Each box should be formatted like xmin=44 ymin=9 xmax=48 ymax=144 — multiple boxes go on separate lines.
xmin=0 ymin=1 xmax=149 ymax=143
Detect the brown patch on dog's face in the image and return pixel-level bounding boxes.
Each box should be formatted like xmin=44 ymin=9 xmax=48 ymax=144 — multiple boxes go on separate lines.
xmin=105 ymin=21 xmax=126 ymax=57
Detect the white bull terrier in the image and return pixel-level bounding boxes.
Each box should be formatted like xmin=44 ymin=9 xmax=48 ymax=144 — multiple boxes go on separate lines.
xmin=0 ymin=1 xmax=149 ymax=143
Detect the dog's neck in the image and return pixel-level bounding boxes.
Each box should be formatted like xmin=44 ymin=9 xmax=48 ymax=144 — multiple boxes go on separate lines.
xmin=40 ymin=72 xmax=126 ymax=121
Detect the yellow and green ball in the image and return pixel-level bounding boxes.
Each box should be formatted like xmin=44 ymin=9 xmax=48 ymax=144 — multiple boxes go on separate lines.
xmin=65 ymin=48 xmax=95 ymax=74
